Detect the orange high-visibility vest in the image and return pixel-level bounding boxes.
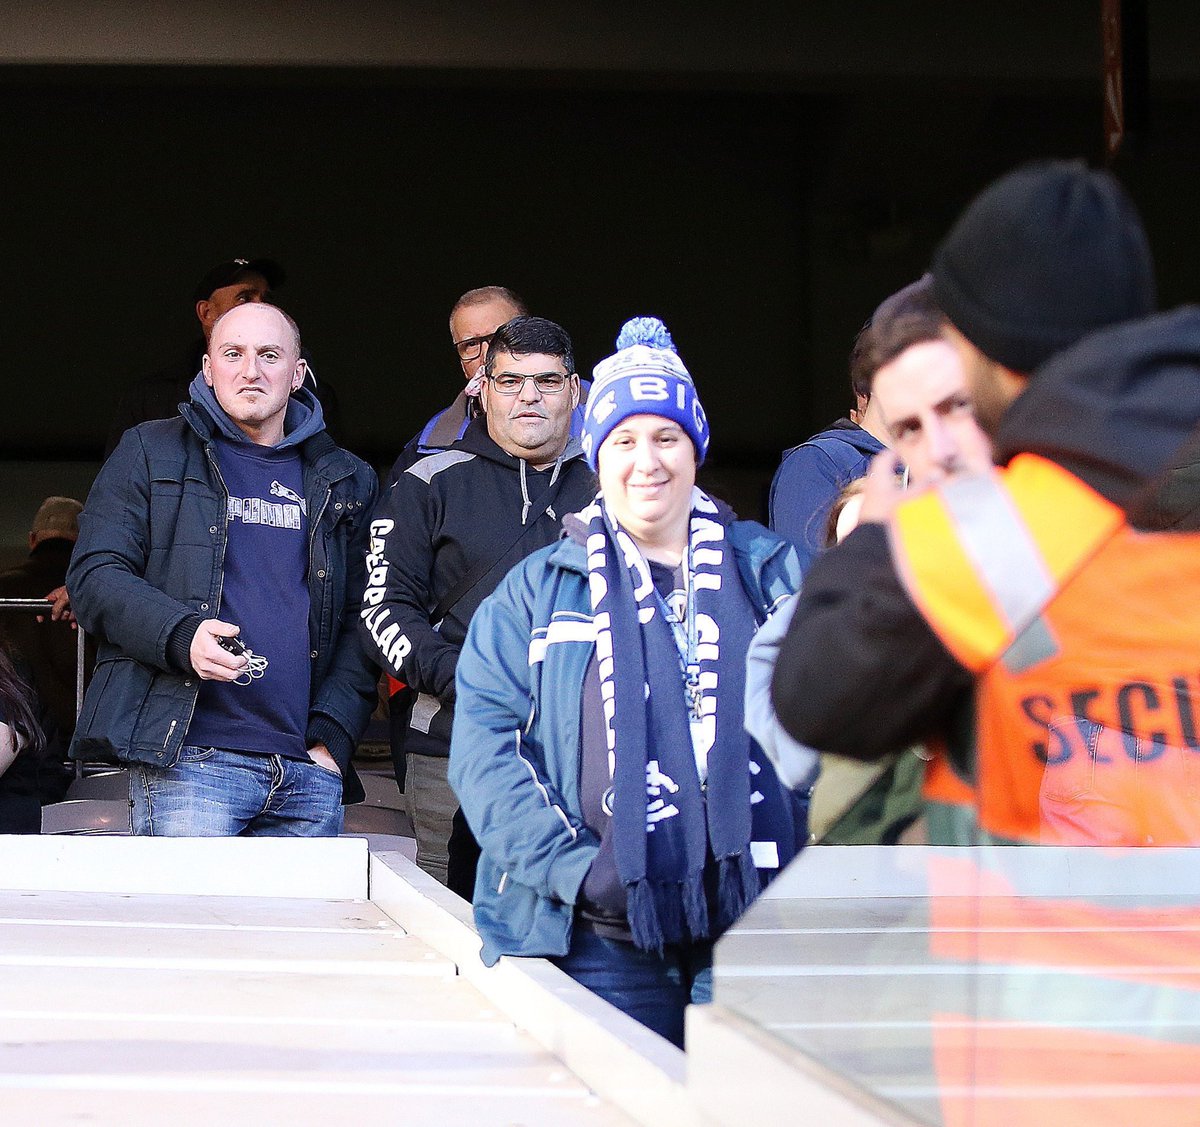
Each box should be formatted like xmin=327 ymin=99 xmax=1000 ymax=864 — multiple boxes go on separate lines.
xmin=921 ymin=736 xmax=980 ymax=845
xmin=891 ymin=453 xmax=1200 ymax=845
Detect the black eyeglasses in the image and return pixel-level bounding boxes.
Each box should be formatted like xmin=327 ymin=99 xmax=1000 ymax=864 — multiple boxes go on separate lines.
xmin=453 ymin=334 xmax=494 ymax=362
xmin=487 ymin=372 xmax=573 ymax=395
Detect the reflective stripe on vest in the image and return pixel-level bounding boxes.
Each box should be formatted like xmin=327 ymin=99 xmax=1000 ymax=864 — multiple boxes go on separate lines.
xmin=890 ymin=455 xmax=1124 ymax=673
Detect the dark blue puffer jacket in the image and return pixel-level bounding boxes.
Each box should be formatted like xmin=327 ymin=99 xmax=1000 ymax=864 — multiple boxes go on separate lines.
xmin=67 ymin=389 xmax=378 ymax=802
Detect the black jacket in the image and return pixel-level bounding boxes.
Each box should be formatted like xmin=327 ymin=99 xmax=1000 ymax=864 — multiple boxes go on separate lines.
xmin=360 ymin=418 xmax=597 ymax=755
xmin=772 ymin=307 xmax=1200 ymax=759
xmin=69 ymin=388 xmax=378 ymax=798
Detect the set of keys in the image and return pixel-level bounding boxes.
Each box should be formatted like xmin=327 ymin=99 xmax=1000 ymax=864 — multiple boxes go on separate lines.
xmin=216 ymin=633 xmax=270 ymax=686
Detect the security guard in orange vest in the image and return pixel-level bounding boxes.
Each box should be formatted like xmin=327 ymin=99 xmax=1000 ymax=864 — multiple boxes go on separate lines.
xmin=778 ymin=315 xmax=1200 ymax=843
xmin=768 ymin=162 xmax=1200 ymax=847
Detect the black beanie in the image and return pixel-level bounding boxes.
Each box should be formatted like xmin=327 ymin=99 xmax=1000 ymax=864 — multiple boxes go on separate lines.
xmin=931 ymin=160 xmax=1156 ymax=374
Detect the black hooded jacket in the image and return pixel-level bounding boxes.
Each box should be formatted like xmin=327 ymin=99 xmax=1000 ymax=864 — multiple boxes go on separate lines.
xmin=360 ymin=417 xmax=597 ymax=755
xmin=772 ymin=307 xmax=1200 ymax=758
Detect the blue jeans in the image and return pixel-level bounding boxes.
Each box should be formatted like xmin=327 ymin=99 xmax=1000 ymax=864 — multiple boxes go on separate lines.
xmin=130 ymin=746 xmax=344 ymax=837
xmin=552 ymin=927 xmax=713 ymax=1048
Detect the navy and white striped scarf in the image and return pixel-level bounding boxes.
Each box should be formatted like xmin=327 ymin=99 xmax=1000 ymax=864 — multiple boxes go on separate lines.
xmin=583 ymin=487 xmax=799 ymax=953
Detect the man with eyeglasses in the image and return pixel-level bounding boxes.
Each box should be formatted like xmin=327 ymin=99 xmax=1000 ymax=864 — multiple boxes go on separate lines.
xmin=405 ymin=286 xmax=528 ymax=457
xmin=361 ymin=316 xmax=597 ymax=895
xmin=405 ymin=286 xmax=590 ymax=461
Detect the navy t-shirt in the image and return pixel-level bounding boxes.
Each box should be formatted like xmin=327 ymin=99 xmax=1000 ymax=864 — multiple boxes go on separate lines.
xmin=186 ymin=438 xmax=311 ymax=759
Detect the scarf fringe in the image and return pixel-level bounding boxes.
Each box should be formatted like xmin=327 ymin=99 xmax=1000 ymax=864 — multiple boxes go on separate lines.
xmin=715 ymin=851 xmax=762 ymax=933
xmin=627 ymin=873 xmax=711 ymax=955
xmin=684 ymin=873 xmax=710 ymax=939
xmin=628 ymin=879 xmax=667 ymax=956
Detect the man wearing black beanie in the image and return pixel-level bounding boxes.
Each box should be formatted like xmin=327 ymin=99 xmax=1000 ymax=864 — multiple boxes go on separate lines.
xmin=931 ymin=159 xmax=1156 ymax=435
xmin=766 ymin=159 xmax=1200 ymax=848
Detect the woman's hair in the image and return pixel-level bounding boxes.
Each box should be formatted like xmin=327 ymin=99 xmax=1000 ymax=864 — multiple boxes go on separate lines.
xmin=0 ymin=646 xmax=44 ymax=753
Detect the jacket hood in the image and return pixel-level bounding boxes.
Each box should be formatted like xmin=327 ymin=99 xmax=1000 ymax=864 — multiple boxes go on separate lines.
xmin=455 ymin=415 xmax=586 ymax=470
xmin=187 ymin=373 xmax=326 ymax=449
xmin=994 ymin=306 xmax=1200 ymax=516
xmin=805 ymin=418 xmax=886 ymax=458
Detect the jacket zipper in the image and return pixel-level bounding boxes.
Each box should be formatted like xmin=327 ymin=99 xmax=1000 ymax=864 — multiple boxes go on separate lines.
xmin=169 ymin=445 xmax=232 ymax=757
xmin=308 ymin=480 xmax=333 ymax=664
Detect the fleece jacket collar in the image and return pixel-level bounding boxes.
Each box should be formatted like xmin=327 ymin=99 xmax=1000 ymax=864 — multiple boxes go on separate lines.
xmin=453 ymin=415 xmax=586 ymax=470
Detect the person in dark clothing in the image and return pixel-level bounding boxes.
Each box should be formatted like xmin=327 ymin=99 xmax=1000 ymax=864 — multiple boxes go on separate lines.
xmin=105 ymin=257 xmax=341 ymax=458
xmin=378 ymin=286 xmax=533 ymax=807
xmin=0 ymin=497 xmax=84 ymax=742
xmin=361 ymin=316 xmax=597 ymax=896
xmin=71 ymin=303 xmax=377 ymax=836
xmin=0 ymin=646 xmax=46 ymax=833
xmin=771 ymin=160 xmax=1175 ymax=846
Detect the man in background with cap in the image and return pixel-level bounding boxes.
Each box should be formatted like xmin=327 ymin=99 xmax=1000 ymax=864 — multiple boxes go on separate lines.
xmin=105 ymin=257 xmax=340 ymax=457
xmin=361 ymin=316 xmax=596 ymax=895
xmin=768 ymin=158 xmax=1194 ymax=846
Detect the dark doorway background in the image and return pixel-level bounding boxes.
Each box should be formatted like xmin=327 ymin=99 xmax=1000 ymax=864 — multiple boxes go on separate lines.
xmin=0 ymin=71 xmax=814 ymax=474
xmin=1 ymin=28 xmax=1199 ymax=524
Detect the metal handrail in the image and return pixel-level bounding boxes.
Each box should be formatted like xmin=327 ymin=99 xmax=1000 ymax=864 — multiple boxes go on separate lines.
xmin=0 ymin=598 xmax=86 ymax=720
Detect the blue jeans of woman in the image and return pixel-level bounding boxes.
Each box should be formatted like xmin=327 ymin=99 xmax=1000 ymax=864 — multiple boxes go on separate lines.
xmin=552 ymin=926 xmax=713 ymax=1048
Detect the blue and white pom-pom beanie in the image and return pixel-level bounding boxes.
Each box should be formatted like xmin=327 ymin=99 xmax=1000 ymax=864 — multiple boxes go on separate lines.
xmin=582 ymin=316 xmax=711 ymax=471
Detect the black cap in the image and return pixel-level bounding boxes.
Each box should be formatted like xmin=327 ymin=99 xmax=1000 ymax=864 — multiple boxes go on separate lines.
xmin=192 ymin=258 xmax=285 ymax=303
xmin=931 ymin=160 xmax=1155 ymax=373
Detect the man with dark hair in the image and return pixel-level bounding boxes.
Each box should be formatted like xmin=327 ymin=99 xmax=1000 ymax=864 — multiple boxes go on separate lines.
xmin=770 ymin=160 xmax=1192 ymax=847
xmin=361 ymin=315 xmax=597 ymax=893
xmin=749 ymin=276 xmax=992 ymax=845
xmin=866 ymin=275 xmax=992 ymax=488
xmin=105 ymin=257 xmax=340 ymax=457
xmin=769 ymin=295 xmax=898 ymax=571
xmin=70 ymin=302 xmax=378 ymax=836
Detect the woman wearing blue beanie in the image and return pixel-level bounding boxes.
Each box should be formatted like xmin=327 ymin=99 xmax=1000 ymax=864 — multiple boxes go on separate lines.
xmin=450 ymin=317 xmax=813 ymax=1048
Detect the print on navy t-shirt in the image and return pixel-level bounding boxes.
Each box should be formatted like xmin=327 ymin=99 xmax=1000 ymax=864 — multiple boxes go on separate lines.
xmin=186 ymin=438 xmax=312 ymax=758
